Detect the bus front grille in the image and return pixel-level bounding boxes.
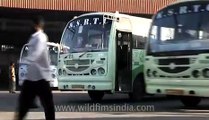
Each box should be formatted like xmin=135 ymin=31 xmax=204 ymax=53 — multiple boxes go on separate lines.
xmin=68 ymin=73 xmax=90 ymax=76
xmin=158 ymin=67 xmax=189 ymax=73
xmin=158 ymin=58 xmax=189 ymax=65
xmin=66 ymin=66 xmax=89 ymax=72
xmin=64 ymin=59 xmax=91 ymax=65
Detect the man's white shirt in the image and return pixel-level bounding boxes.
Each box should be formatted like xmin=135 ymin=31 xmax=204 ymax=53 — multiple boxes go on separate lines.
xmin=23 ymin=30 xmax=51 ymax=81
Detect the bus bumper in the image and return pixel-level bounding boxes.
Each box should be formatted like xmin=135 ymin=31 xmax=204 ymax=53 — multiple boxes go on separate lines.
xmin=49 ymin=79 xmax=58 ymax=88
xmin=146 ymin=78 xmax=209 ymax=97
xmin=58 ymin=77 xmax=113 ymax=91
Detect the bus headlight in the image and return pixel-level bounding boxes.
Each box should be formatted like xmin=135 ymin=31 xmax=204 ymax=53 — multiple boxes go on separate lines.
xmin=20 ymin=73 xmax=25 ymax=77
xmin=152 ymin=71 xmax=157 ymax=77
xmin=52 ymin=74 xmax=56 ymax=78
xmin=146 ymin=69 xmax=151 ymax=77
xmin=63 ymin=70 xmax=67 ymax=76
xmin=98 ymin=67 xmax=105 ymax=75
xmin=202 ymin=68 xmax=209 ymax=78
xmin=91 ymin=69 xmax=97 ymax=75
xmin=58 ymin=69 xmax=62 ymax=75
xmin=192 ymin=70 xmax=200 ymax=78
xmin=52 ymin=69 xmax=56 ymax=72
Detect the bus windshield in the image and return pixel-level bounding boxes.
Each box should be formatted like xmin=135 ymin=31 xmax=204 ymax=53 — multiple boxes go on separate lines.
xmin=148 ymin=4 xmax=209 ymax=55
xmin=20 ymin=44 xmax=58 ymax=66
xmin=21 ymin=45 xmax=29 ymax=59
xmin=61 ymin=15 xmax=112 ymax=53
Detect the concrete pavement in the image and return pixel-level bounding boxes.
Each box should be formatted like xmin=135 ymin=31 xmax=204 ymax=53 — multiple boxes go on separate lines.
xmin=1 ymin=111 xmax=209 ymax=120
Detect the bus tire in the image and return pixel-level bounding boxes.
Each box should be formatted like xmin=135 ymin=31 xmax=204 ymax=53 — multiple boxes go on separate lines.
xmin=180 ymin=96 xmax=201 ymax=107
xmin=88 ymin=91 xmax=104 ymax=102
xmin=129 ymin=75 xmax=145 ymax=102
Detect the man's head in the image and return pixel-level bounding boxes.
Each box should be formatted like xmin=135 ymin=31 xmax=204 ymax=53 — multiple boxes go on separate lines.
xmin=10 ymin=62 xmax=15 ymax=67
xmin=32 ymin=16 xmax=45 ymax=31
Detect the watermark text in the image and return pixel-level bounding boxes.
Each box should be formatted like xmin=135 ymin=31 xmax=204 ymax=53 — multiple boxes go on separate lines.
xmin=55 ymin=103 xmax=155 ymax=112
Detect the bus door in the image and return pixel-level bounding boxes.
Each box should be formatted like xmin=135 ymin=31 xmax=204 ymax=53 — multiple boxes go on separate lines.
xmin=116 ymin=31 xmax=132 ymax=92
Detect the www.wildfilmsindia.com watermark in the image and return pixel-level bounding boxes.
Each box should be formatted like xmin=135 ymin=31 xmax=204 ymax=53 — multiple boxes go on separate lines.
xmin=55 ymin=103 xmax=155 ymax=112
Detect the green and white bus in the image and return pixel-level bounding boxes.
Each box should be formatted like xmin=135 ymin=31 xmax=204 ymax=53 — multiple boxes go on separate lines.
xmin=58 ymin=12 xmax=151 ymax=101
xmin=145 ymin=0 xmax=209 ymax=107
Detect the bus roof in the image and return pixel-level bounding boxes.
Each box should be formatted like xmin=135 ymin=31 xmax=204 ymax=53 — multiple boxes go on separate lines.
xmin=71 ymin=12 xmax=115 ymax=21
xmin=69 ymin=11 xmax=151 ymax=37
xmin=70 ymin=11 xmax=150 ymax=23
xmin=174 ymin=0 xmax=208 ymax=4
xmin=159 ymin=0 xmax=209 ymax=12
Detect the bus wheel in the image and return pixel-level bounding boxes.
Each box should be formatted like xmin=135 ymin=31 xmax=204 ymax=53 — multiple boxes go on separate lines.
xmin=180 ymin=96 xmax=201 ymax=107
xmin=88 ymin=91 xmax=104 ymax=102
xmin=129 ymin=76 xmax=145 ymax=101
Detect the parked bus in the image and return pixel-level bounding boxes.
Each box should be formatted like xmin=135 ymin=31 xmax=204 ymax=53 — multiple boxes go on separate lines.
xmin=145 ymin=0 xmax=209 ymax=107
xmin=58 ymin=12 xmax=151 ymax=101
xmin=18 ymin=42 xmax=59 ymax=88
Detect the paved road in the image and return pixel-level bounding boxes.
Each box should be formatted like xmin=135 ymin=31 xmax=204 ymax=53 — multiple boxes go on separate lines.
xmin=1 ymin=91 xmax=209 ymax=120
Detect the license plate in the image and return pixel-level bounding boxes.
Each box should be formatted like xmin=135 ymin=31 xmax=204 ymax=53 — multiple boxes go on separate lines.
xmin=165 ymin=89 xmax=184 ymax=95
xmin=72 ymin=85 xmax=84 ymax=89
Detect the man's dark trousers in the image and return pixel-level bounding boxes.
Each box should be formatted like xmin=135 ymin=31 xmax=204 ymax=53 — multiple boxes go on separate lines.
xmin=17 ymin=79 xmax=55 ymax=120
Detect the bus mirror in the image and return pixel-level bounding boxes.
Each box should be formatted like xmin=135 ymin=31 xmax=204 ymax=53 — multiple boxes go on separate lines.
xmin=60 ymin=45 xmax=70 ymax=54
xmin=53 ymin=47 xmax=58 ymax=53
xmin=61 ymin=45 xmax=70 ymax=50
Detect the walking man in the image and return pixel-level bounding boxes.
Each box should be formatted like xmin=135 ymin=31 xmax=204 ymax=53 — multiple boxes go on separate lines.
xmin=15 ymin=16 xmax=55 ymax=120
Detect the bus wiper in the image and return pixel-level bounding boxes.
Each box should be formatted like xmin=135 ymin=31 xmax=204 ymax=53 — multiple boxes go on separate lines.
xmin=79 ymin=51 xmax=88 ymax=58
xmin=78 ymin=49 xmax=99 ymax=58
xmin=79 ymin=50 xmax=93 ymax=58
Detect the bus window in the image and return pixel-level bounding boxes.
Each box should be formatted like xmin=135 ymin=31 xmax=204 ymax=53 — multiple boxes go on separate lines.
xmin=89 ymin=34 xmax=102 ymax=48
xmin=133 ymin=35 xmax=146 ymax=49
xmin=75 ymin=36 xmax=84 ymax=48
xmin=48 ymin=46 xmax=58 ymax=66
